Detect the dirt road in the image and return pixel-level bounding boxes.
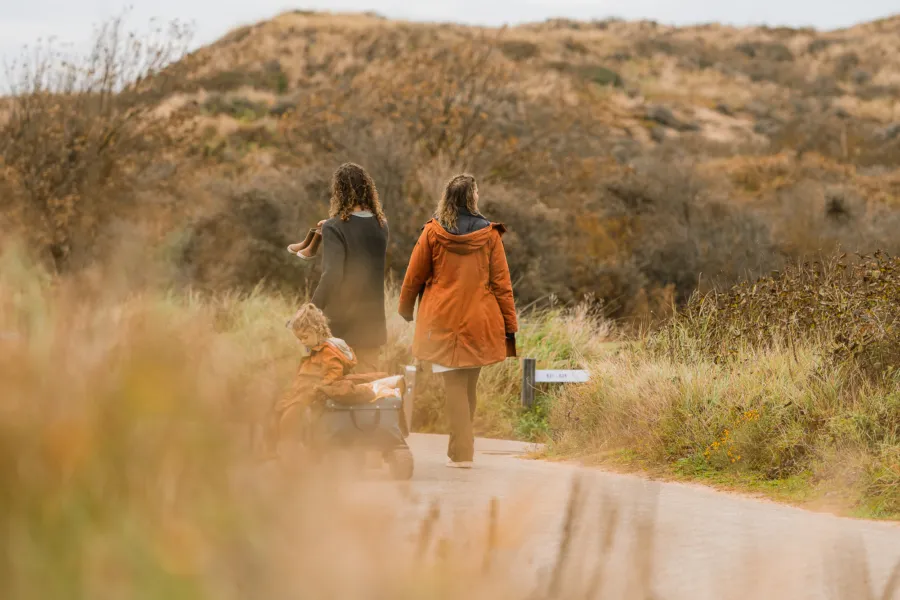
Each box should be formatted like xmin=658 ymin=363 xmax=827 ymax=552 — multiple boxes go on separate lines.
xmin=386 ymin=434 xmax=900 ymax=599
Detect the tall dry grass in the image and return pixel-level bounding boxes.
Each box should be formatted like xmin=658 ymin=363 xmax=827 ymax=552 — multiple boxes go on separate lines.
xmin=0 ymin=243 xmax=628 ymax=598
xmin=550 ymin=256 xmax=900 ymax=516
xmin=0 ymin=247 xmax=536 ymax=598
xmin=3 ymin=246 xmax=900 ymax=599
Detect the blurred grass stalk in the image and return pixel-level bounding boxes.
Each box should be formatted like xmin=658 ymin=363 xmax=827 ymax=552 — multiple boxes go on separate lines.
xmin=0 ymin=245 xmax=688 ymax=599
xmin=1 ymin=239 xmax=900 ymax=598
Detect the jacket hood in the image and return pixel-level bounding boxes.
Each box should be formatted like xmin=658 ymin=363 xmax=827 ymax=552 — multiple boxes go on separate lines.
xmin=426 ymin=219 xmax=506 ymax=255
xmin=323 ymin=338 xmax=356 ymax=364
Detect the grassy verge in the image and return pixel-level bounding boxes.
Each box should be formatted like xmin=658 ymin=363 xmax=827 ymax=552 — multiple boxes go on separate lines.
xmin=384 ymin=257 xmax=900 ymax=519
xmin=534 ymin=256 xmax=900 ymax=519
xmin=526 ymin=346 xmax=900 ymax=518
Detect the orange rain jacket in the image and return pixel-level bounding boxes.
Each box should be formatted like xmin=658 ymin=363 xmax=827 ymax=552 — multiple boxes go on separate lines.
xmin=276 ymin=338 xmax=357 ymax=413
xmin=399 ymin=220 xmax=518 ymax=368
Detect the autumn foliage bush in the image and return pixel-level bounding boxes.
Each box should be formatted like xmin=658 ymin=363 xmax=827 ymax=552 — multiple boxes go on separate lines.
xmin=5 ymin=13 xmax=900 ymax=323
xmin=0 ymin=18 xmax=191 ymax=273
xmin=551 ymin=253 xmax=900 ymax=515
xmin=668 ymin=253 xmax=900 ymax=377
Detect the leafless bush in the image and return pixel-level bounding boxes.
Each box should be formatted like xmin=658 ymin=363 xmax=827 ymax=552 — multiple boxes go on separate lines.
xmin=0 ymin=17 xmax=192 ymax=272
xmin=176 ymin=174 xmax=323 ymax=294
xmin=605 ymin=160 xmax=778 ymax=303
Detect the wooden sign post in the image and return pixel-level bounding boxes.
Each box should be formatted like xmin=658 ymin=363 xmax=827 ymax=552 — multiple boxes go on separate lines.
xmin=521 ymin=358 xmax=537 ymax=409
xmin=521 ymin=358 xmax=590 ymax=408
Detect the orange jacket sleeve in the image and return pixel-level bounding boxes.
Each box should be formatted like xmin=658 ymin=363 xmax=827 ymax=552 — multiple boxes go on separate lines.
xmin=319 ymin=345 xmax=350 ymax=384
xmin=399 ymin=227 xmax=434 ymax=321
xmin=279 ymin=367 xmax=304 ymax=409
xmin=277 ymin=362 xmax=315 ymax=411
xmin=489 ymin=231 xmax=518 ymax=334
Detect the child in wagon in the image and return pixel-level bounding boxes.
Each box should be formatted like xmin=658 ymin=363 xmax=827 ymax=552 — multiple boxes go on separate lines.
xmin=268 ymin=304 xmax=406 ymax=463
xmin=268 ymin=303 xmax=358 ymax=460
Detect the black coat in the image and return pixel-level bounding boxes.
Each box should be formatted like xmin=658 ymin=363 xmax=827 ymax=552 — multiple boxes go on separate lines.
xmin=311 ymin=214 xmax=388 ymax=349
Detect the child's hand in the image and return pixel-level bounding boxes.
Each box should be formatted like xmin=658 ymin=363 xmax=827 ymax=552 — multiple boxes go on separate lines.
xmin=317 ymin=219 xmax=326 ymax=230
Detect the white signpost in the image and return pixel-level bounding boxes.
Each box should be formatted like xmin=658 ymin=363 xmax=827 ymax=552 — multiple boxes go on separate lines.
xmin=521 ymin=358 xmax=590 ymax=408
xmin=535 ymin=370 xmax=590 ymax=384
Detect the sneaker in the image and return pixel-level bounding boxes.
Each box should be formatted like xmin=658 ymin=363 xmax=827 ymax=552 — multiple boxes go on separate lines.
xmin=446 ymin=459 xmax=474 ymax=469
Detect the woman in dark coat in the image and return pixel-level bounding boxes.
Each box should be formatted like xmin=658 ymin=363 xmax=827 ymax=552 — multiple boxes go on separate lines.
xmin=311 ymin=163 xmax=389 ymax=372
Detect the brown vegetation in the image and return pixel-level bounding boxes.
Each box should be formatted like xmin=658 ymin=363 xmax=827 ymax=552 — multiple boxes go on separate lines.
xmin=1 ymin=8 xmax=900 ymax=520
xmin=0 ymin=18 xmax=193 ymax=273
xmin=551 ymin=254 xmax=900 ymax=515
xmin=3 ymin=12 xmax=899 ymax=321
xmin=2 ymin=249 xmax=899 ymax=598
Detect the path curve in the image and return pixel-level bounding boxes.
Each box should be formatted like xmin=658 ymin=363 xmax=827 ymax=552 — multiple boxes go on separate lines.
xmin=383 ymin=433 xmax=900 ymax=599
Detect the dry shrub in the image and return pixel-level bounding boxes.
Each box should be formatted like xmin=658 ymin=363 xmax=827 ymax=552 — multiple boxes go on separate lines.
xmin=674 ymin=253 xmax=900 ymax=377
xmin=549 ymin=253 xmax=900 ymax=513
xmin=0 ymin=17 xmax=192 ymax=273
xmin=201 ymin=95 xmax=269 ymax=121
xmin=189 ymin=61 xmax=288 ymax=94
xmin=734 ymin=41 xmax=794 ymax=62
xmin=548 ymin=61 xmax=624 ymax=87
xmin=727 ymin=153 xmax=796 ymax=193
xmin=604 ymin=159 xmax=779 ymax=304
xmin=175 ymin=174 xmax=324 ymax=294
xmin=280 ymin=32 xmax=534 ymax=173
xmin=499 ymin=40 xmax=541 ymax=61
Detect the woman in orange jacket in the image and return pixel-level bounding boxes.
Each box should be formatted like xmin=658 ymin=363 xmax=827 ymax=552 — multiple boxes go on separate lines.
xmin=399 ymin=174 xmax=518 ymax=468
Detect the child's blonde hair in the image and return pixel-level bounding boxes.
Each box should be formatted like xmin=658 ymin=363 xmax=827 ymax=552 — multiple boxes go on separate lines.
xmin=286 ymin=304 xmax=332 ymax=342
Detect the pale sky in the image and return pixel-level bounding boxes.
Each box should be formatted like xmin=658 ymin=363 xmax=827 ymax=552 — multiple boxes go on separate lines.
xmin=2 ymin=1 xmax=898 ymax=77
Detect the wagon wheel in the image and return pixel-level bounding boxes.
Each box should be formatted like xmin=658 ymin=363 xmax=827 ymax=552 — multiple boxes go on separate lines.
xmin=385 ymin=447 xmax=414 ymax=480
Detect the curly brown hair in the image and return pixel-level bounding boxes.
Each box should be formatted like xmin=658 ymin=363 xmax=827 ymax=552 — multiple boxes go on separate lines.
xmin=286 ymin=303 xmax=332 ymax=344
xmin=329 ymin=163 xmax=387 ymax=226
xmin=436 ymin=174 xmax=478 ymax=231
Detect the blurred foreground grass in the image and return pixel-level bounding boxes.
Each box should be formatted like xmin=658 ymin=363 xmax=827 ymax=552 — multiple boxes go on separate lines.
xmin=2 ymin=245 xmax=900 ymax=598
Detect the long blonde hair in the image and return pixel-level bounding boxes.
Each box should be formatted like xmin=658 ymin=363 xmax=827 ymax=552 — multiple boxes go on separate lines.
xmin=286 ymin=303 xmax=332 ymax=343
xmin=329 ymin=163 xmax=387 ymax=226
xmin=436 ymin=174 xmax=478 ymax=231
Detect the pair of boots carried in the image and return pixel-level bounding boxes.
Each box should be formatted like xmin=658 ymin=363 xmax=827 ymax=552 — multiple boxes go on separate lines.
xmin=287 ymin=226 xmax=323 ymax=260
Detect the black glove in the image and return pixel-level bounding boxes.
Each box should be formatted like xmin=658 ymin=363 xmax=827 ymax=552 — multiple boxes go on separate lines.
xmin=505 ymin=332 xmax=517 ymax=358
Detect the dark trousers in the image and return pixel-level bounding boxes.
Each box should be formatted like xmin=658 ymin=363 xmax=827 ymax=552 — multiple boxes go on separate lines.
xmin=441 ymin=368 xmax=482 ymax=462
xmin=354 ymin=347 xmax=382 ymax=374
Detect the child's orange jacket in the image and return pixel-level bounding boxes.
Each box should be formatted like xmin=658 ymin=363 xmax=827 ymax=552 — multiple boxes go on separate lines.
xmin=276 ymin=338 xmax=357 ymax=413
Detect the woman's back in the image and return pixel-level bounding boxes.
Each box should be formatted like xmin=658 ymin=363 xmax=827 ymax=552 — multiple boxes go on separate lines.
xmin=311 ymin=212 xmax=388 ymax=349
xmin=398 ymin=172 xmax=518 ymax=467
xmin=400 ymin=219 xmax=516 ymax=368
